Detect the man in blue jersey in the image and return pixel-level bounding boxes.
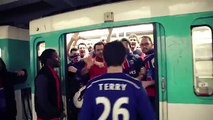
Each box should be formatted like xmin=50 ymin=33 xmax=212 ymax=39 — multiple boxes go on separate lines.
xmin=78 ymin=40 xmax=155 ymax=120
xmin=140 ymin=36 xmax=156 ymax=112
xmin=121 ymin=38 xmax=144 ymax=78
xmin=67 ymin=48 xmax=89 ymax=120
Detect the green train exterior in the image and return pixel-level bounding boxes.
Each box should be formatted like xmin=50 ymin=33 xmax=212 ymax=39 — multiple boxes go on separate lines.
xmin=29 ymin=1 xmax=213 ymax=120
xmin=0 ymin=25 xmax=30 ymax=88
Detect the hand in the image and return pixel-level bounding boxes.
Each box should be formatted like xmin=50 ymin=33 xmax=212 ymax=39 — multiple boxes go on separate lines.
xmin=16 ymin=70 xmax=25 ymax=76
xmin=72 ymin=33 xmax=86 ymax=40
xmin=142 ymin=80 xmax=155 ymax=88
xmin=72 ymin=33 xmax=79 ymax=40
xmin=83 ymin=56 xmax=94 ymax=69
xmin=139 ymin=67 xmax=146 ymax=76
xmin=94 ymin=61 xmax=104 ymax=68
xmin=142 ymin=81 xmax=149 ymax=88
xmin=136 ymin=75 xmax=144 ymax=81
xmin=68 ymin=66 xmax=77 ymax=73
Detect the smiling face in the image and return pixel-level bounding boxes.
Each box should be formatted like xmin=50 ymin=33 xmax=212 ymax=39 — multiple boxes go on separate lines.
xmin=129 ymin=36 xmax=137 ymax=50
xmin=78 ymin=44 xmax=87 ymax=58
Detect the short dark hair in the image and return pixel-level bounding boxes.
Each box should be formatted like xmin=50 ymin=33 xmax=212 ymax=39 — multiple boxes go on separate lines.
xmin=141 ymin=36 xmax=153 ymax=44
xmin=39 ymin=49 xmax=56 ymax=65
xmin=94 ymin=42 xmax=105 ymax=51
xmin=103 ymin=40 xmax=126 ymax=67
xmin=77 ymin=43 xmax=87 ymax=49
xmin=120 ymin=38 xmax=131 ymax=47
xmin=70 ymin=48 xmax=78 ymax=53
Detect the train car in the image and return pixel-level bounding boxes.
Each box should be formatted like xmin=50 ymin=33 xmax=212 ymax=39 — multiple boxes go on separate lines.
xmin=29 ymin=0 xmax=213 ymax=120
xmin=0 ymin=26 xmax=31 ymax=119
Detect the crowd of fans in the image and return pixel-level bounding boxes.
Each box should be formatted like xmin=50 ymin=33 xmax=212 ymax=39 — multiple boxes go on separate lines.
xmin=66 ymin=33 xmax=156 ymax=120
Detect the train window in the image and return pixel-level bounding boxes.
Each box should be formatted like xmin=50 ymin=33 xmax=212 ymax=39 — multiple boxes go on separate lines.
xmin=192 ymin=26 xmax=213 ymax=96
xmin=37 ymin=42 xmax=45 ymax=70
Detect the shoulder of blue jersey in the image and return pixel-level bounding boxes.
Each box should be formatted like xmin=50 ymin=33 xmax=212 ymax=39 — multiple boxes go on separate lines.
xmin=86 ymin=73 xmax=142 ymax=90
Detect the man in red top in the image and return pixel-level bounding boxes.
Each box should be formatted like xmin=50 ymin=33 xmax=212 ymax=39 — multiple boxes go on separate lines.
xmin=83 ymin=42 xmax=107 ymax=80
xmin=89 ymin=42 xmax=107 ymax=79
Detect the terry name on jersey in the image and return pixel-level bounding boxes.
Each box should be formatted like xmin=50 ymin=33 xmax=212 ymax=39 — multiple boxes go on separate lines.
xmin=98 ymin=83 xmax=127 ymax=91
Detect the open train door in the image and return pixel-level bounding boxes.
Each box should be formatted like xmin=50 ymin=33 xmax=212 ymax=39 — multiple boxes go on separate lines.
xmin=154 ymin=23 xmax=168 ymax=120
xmin=31 ymin=34 xmax=68 ymax=120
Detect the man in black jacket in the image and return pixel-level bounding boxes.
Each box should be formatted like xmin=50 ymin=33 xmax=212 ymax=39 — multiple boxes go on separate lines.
xmin=35 ymin=49 xmax=64 ymax=120
xmin=0 ymin=58 xmax=27 ymax=120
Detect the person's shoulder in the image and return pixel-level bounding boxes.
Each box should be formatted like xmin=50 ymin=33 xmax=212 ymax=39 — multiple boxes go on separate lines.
xmin=146 ymin=49 xmax=154 ymax=55
xmin=86 ymin=74 xmax=104 ymax=85
xmin=36 ymin=74 xmax=47 ymax=79
xmin=73 ymin=59 xmax=85 ymax=66
xmin=35 ymin=74 xmax=48 ymax=84
xmin=144 ymin=53 xmax=154 ymax=62
xmin=86 ymin=73 xmax=115 ymax=89
xmin=130 ymin=53 xmax=143 ymax=64
xmin=98 ymin=73 xmax=142 ymax=89
xmin=122 ymin=74 xmax=142 ymax=88
xmin=36 ymin=66 xmax=52 ymax=77
xmin=86 ymin=73 xmax=142 ymax=90
xmin=67 ymin=62 xmax=73 ymax=67
xmin=133 ymin=49 xmax=142 ymax=56
xmin=128 ymin=52 xmax=140 ymax=59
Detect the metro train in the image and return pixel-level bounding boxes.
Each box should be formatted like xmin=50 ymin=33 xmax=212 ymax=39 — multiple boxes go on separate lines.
xmin=1 ymin=0 xmax=213 ymax=120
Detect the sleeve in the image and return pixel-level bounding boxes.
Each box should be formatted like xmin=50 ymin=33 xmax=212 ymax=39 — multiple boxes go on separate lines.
xmin=35 ymin=74 xmax=60 ymax=116
xmin=137 ymin=57 xmax=145 ymax=68
xmin=136 ymin=86 xmax=155 ymax=120
xmin=78 ymin=87 xmax=94 ymax=120
xmin=7 ymin=69 xmax=28 ymax=85
xmin=135 ymin=57 xmax=145 ymax=76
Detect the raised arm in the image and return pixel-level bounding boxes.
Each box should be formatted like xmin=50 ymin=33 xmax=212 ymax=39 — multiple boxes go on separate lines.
xmin=106 ymin=28 xmax=113 ymax=43
xmin=67 ymin=33 xmax=79 ymax=56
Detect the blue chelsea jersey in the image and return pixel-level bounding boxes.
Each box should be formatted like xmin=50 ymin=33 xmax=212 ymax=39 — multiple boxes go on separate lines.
xmin=144 ymin=49 xmax=155 ymax=81
xmin=78 ymin=73 xmax=155 ymax=120
xmin=123 ymin=53 xmax=144 ymax=78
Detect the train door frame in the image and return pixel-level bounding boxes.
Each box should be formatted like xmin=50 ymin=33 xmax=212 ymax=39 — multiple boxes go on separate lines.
xmin=32 ymin=37 xmax=45 ymax=74
xmin=58 ymin=34 xmax=68 ymax=119
xmin=154 ymin=23 xmax=167 ymax=120
xmin=63 ymin=23 xmax=166 ymax=120
xmin=31 ymin=37 xmax=46 ymax=120
xmin=31 ymin=34 xmax=69 ymax=120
